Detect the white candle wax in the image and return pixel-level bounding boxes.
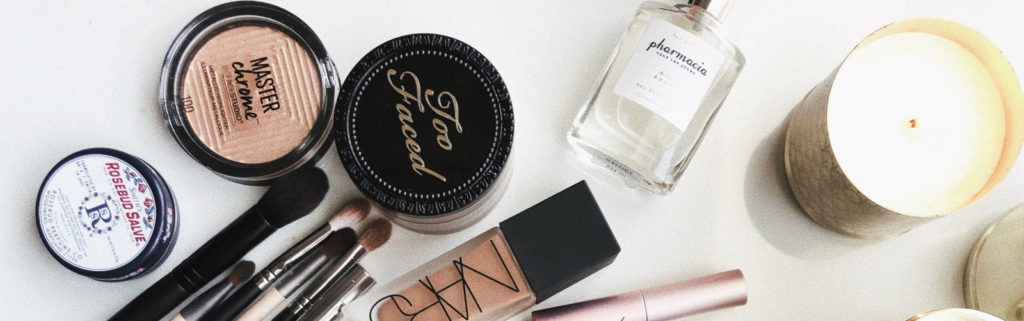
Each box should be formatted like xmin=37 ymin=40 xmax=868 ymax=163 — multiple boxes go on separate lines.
xmin=827 ymin=32 xmax=1005 ymax=217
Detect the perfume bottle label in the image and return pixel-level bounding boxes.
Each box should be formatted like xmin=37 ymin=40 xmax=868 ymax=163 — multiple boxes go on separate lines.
xmin=613 ymin=18 xmax=724 ymax=130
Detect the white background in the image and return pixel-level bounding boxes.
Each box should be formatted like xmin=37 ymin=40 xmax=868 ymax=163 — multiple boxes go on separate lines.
xmin=2 ymin=1 xmax=1023 ymax=320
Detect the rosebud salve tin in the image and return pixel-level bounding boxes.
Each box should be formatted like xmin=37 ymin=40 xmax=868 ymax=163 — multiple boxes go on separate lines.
xmin=35 ymin=148 xmax=178 ymax=281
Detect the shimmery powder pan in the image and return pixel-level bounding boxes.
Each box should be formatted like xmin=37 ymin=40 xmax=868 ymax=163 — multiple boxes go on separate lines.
xmin=159 ymin=1 xmax=337 ymax=184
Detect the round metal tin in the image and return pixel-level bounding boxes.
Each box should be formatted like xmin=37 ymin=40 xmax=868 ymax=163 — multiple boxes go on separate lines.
xmin=36 ymin=148 xmax=178 ymax=281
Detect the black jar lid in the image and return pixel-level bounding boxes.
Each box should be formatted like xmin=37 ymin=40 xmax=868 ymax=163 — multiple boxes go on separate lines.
xmin=335 ymin=34 xmax=514 ymax=217
xmin=36 ymin=148 xmax=178 ymax=281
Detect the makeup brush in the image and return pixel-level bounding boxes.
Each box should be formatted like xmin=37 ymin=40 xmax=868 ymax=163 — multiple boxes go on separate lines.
xmin=202 ymin=200 xmax=370 ymax=321
xmin=169 ymin=261 xmax=255 ymax=321
xmin=233 ymin=230 xmax=356 ymax=321
xmin=295 ymin=264 xmax=375 ymax=321
xmin=273 ymin=219 xmax=393 ymax=321
xmin=110 ymin=167 xmax=329 ymax=321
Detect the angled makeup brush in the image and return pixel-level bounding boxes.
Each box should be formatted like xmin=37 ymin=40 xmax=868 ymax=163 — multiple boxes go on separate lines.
xmin=273 ymin=219 xmax=393 ymax=321
xmin=169 ymin=260 xmax=255 ymax=321
xmin=234 ymin=230 xmax=356 ymax=321
xmin=110 ymin=167 xmax=329 ymax=321
xmin=202 ymin=200 xmax=370 ymax=321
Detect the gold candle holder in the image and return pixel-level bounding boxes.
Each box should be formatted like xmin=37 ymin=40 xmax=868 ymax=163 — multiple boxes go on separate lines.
xmin=785 ymin=19 xmax=1024 ymax=239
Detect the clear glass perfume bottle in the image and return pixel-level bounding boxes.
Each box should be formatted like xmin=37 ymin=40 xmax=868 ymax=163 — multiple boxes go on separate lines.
xmin=568 ymin=0 xmax=744 ymax=194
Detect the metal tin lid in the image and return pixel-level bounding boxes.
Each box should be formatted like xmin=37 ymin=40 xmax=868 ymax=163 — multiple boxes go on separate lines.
xmin=36 ymin=148 xmax=178 ymax=281
xmin=906 ymin=308 xmax=1003 ymax=321
xmin=335 ymin=33 xmax=514 ymax=218
xmin=964 ymin=203 xmax=1024 ymax=320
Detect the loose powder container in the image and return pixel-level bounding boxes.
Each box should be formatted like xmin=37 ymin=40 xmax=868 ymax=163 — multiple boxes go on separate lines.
xmin=336 ymin=34 xmax=515 ymax=234
xmin=159 ymin=1 xmax=338 ymax=184
xmin=36 ymin=148 xmax=178 ymax=281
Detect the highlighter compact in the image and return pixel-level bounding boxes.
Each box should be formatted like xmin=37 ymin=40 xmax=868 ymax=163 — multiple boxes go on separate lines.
xmin=159 ymin=1 xmax=339 ymax=184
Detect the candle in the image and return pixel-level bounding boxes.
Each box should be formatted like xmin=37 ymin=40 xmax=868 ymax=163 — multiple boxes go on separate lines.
xmin=785 ymin=19 xmax=1024 ymax=239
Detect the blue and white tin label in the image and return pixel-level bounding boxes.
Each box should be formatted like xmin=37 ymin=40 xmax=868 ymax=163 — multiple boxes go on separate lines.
xmin=37 ymin=154 xmax=158 ymax=272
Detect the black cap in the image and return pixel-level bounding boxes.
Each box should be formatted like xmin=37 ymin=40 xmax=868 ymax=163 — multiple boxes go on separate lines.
xmin=498 ymin=181 xmax=620 ymax=303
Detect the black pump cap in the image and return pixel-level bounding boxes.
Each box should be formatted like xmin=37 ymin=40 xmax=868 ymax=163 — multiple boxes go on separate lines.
xmin=498 ymin=181 xmax=620 ymax=304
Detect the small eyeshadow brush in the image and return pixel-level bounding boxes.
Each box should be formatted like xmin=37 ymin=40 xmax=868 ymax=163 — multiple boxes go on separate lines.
xmin=233 ymin=230 xmax=356 ymax=321
xmin=273 ymin=219 xmax=393 ymax=321
xmin=169 ymin=260 xmax=255 ymax=321
xmin=110 ymin=167 xmax=329 ymax=321
xmin=202 ymin=200 xmax=369 ymax=321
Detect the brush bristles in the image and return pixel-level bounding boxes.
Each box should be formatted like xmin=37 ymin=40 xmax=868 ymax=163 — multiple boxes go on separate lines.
xmin=256 ymin=166 xmax=329 ymax=228
xmin=328 ymin=199 xmax=371 ymax=230
xmin=358 ymin=219 xmax=393 ymax=252
xmin=323 ymin=228 xmax=357 ymax=257
xmin=227 ymin=261 xmax=256 ymax=285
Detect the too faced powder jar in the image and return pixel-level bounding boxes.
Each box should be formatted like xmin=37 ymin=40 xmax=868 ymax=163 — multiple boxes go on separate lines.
xmin=159 ymin=1 xmax=338 ymax=184
xmin=335 ymin=34 xmax=515 ymax=234
xmin=36 ymin=148 xmax=178 ymax=281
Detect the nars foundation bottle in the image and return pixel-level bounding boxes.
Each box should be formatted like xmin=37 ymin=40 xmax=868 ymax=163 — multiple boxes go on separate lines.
xmin=568 ymin=0 xmax=744 ymax=194
xmin=335 ymin=34 xmax=514 ymax=234
xmin=343 ymin=181 xmax=620 ymax=321
xmin=159 ymin=1 xmax=338 ymax=184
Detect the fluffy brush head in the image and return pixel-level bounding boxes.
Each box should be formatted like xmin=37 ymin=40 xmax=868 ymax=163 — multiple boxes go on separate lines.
xmin=323 ymin=228 xmax=357 ymax=257
xmin=256 ymin=166 xmax=329 ymax=228
xmin=328 ymin=199 xmax=371 ymax=230
xmin=227 ymin=260 xmax=256 ymax=285
xmin=358 ymin=219 xmax=393 ymax=252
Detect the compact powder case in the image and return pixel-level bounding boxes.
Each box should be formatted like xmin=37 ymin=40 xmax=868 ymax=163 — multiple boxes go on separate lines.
xmin=159 ymin=1 xmax=338 ymax=184
xmin=36 ymin=148 xmax=178 ymax=281
xmin=336 ymin=34 xmax=515 ymax=234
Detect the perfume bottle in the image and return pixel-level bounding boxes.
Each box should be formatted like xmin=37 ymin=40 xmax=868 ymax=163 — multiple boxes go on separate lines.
xmin=342 ymin=181 xmax=620 ymax=321
xmin=568 ymin=0 xmax=744 ymax=194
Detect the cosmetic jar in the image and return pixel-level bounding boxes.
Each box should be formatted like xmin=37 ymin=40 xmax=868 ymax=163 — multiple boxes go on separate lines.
xmin=335 ymin=34 xmax=515 ymax=234
xmin=159 ymin=1 xmax=338 ymax=184
xmin=36 ymin=148 xmax=178 ymax=281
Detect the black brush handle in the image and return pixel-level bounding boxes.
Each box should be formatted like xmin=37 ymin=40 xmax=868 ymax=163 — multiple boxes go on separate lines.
xmin=111 ymin=208 xmax=275 ymax=321
xmin=271 ymin=308 xmax=301 ymax=321
xmin=200 ymin=280 xmax=263 ymax=321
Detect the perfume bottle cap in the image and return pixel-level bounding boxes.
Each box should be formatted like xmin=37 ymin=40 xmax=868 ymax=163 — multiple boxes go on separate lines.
xmin=498 ymin=181 xmax=621 ymax=303
xmin=688 ymin=0 xmax=734 ymax=20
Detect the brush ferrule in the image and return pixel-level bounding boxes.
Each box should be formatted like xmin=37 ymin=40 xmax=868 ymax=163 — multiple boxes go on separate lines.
xmin=254 ymin=270 xmax=277 ymax=289
xmin=259 ymin=225 xmax=334 ymax=288
xmin=290 ymin=296 xmax=312 ymax=314
xmin=291 ymin=245 xmax=367 ymax=314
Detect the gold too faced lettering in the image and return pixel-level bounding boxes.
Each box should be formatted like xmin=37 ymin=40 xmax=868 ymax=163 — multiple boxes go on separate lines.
xmin=387 ymin=69 xmax=463 ymax=182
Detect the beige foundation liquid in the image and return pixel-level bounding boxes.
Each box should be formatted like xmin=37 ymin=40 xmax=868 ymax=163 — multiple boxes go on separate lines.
xmin=374 ymin=230 xmax=534 ymax=320
xmin=348 ymin=182 xmax=621 ymax=321
xmin=182 ymin=25 xmax=322 ymax=164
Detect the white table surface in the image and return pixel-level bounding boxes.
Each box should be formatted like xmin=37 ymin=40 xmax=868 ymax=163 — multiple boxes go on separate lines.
xmin=3 ymin=1 xmax=1024 ymax=320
